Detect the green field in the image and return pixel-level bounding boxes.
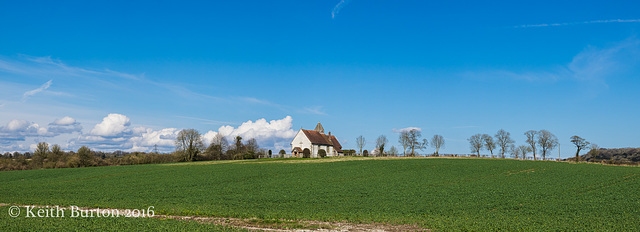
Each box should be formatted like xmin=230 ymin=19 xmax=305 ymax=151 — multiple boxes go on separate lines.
xmin=1 ymin=157 xmax=639 ymax=231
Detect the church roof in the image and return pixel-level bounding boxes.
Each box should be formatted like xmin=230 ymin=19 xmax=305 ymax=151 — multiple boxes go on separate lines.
xmin=302 ymin=129 xmax=332 ymax=145
xmin=330 ymin=135 xmax=343 ymax=153
xmin=301 ymin=129 xmax=343 ymax=153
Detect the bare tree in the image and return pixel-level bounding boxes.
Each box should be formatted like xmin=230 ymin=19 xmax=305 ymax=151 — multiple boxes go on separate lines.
xmin=495 ymin=129 xmax=514 ymax=158
xmin=538 ymin=130 xmax=558 ymax=160
xmin=206 ymin=133 xmax=229 ymax=160
xmin=517 ymin=145 xmax=531 ymax=160
xmin=482 ymin=134 xmax=496 ymax=158
xmin=175 ymin=128 xmax=204 ymax=161
xmin=398 ymin=131 xmax=410 ymax=156
xmin=524 ymin=130 xmax=539 ymax=160
xmin=356 ymin=135 xmax=366 ymax=156
xmin=468 ymin=134 xmax=484 ymax=157
xmin=404 ymin=129 xmax=424 ymax=157
xmin=245 ymin=138 xmax=259 ymax=153
xmin=589 ymin=143 xmax=600 ymax=158
xmin=211 ymin=134 xmax=228 ymax=151
xmin=421 ymin=139 xmax=429 ymax=156
xmin=430 ymin=134 xmax=445 ymax=156
xmin=376 ymin=135 xmax=388 ymax=157
xmin=509 ymin=145 xmax=519 ymax=159
xmin=570 ymin=135 xmax=589 ymax=162
xmin=388 ymin=146 xmax=399 ymax=156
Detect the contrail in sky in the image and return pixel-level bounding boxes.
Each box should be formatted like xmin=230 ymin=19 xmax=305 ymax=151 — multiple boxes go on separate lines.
xmin=514 ymin=19 xmax=640 ymax=28
xmin=22 ymin=80 xmax=52 ymax=102
xmin=331 ymin=0 xmax=352 ymax=19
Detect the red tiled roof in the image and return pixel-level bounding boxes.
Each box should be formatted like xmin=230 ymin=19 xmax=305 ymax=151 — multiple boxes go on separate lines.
xmin=301 ymin=129 xmax=343 ymax=153
xmin=330 ymin=135 xmax=343 ymax=153
xmin=302 ymin=129 xmax=333 ymax=145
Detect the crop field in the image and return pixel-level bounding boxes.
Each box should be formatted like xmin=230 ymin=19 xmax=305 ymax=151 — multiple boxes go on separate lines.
xmin=1 ymin=157 xmax=639 ymax=231
xmin=0 ymin=205 xmax=244 ymax=231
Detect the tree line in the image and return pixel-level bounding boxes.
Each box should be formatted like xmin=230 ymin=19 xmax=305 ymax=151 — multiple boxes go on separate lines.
xmin=467 ymin=129 xmax=593 ymax=162
xmin=0 ymin=128 xmax=279 ymax=171
xmin=0 ymin=143 xmax=176 ymax=171
xmin=354 ymin=129 xmax=445 ymax=157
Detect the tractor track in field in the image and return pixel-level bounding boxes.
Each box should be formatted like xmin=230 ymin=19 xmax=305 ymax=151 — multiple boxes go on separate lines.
xmin=1 ymin=203 xmax=428 ymax=232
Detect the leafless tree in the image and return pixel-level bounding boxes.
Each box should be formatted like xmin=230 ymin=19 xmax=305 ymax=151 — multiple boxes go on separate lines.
xmin=590 ymin=143 xmax=600 ymax=157
xmin=245 ymin=138 xmax=259 ymax=153
xmin=509 ymin=145 xmax=518 ymax=159
xmin=175 ymin=128 xmax=204 ymax=161
xmin=206 ymin=133 xmax=229 ymax=160
xmin=404 ymin=129 xmax=424 ymax=157
xmin=376 ymin=135 xmax=388 ymax=157
xmin=517 ymin=145 xmax=531 ymax=160
xmin=388 ymin=146 xmax=399 ymax=156
xmin=495 ymin=129 xmax=514 ymax=158
xmin=398 ymin=131 xmax=410 ymax=156
xmin=468 ymin=134 xmax=484 ymax=157
xmin=538 ymin=130 xmax=558 ymax=160
xmin=570 ymin=135 xmax=589 ymax=162
xmin=482 ymin=134 xmax=496 ymax=158
xmin=430 ymin=134 xmax=445 ymax=156
xmin=211 ymin=134 xmax=228 ymax=151
xmin=356 ymin=135 xmax=366 ymax=156
xmin=524 ymin=130 xmax=539 ymax=160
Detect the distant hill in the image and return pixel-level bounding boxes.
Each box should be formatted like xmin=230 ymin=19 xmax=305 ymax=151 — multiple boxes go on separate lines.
xmin=583 ymin=147 xmax=640 ymax=164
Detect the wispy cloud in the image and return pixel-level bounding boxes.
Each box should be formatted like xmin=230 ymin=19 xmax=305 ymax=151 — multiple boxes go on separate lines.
xmin=514 ymin=19 xmax=640 ymax=28
xmin=22 ymin=80 xmax=52 ymax=102
xmin=301 ymin=106 xmax=327 ymax=115
xmin=463 ymin=38 xmax=640 ymax=94
xmin=331 ymin=0 xmax=352 ymax=19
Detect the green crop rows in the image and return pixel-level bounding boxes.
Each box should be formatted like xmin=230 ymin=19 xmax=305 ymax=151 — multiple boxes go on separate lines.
xmin=1 ymin=158 xmax=639 ymax=231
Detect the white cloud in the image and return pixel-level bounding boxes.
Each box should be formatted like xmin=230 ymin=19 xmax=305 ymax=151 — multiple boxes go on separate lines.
xmin=393 ymin=127 xmax=422 ymax=133
xmin=52 ymin=116 xmax=76 ymax=125
xmin=22 ymin=80 xmax=52 ymax=101
xmin=90 ymin=114 xmax=131 ymax=137
xmin=129 ymin=128 xmax=179 ymax=151
xmin=0 ymin=120 xmax=54 ymax=148
xmin=204 ymin=116 xmax=296 ymax=149
xmin=48 ymin=116 xmax=83 ymax=134
xmin=2 ymin=114 xmax=298 ymax=153
xmin=202 ymin=130 xmax=219 ymax=144
xmin=7 ymin=119 xmax=29 ymax=131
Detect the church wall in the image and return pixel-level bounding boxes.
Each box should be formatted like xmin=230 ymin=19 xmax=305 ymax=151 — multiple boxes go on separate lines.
xmin=290 ymin=130 xmax=312 ymax=157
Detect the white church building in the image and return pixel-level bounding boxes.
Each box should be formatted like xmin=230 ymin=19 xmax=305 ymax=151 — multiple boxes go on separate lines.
xmin=290 ymin=123 xmax=343 ymax=158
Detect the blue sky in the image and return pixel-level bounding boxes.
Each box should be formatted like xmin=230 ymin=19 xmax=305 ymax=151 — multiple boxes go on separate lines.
xmin=1 ymin=0 xmax=639 ymax=157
